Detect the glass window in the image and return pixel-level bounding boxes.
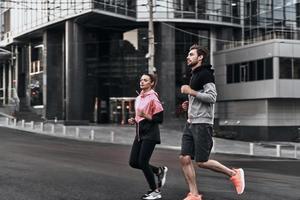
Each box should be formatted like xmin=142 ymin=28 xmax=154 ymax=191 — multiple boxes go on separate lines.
xmin=240 ymin=63 xmax=248 ymax=82
xmin=30 ymin=74 xmax=43 ymax=106
xmin=198 ymin=30 xmax=210 ymax=48
xmin=249 ymin=60 xmax=256 ymax=81
xmin=245 ymin=1 xmax=251 ymax=25
xmin=197 ymin=0 xmax=206 ymax=19
xmin=3 ymin=9 xmax=10 ymax=33
xmin=273 ymin=0 xmax=284 ymax=21
xmin=232 ymin=0 xmax=239 ymax=17
xmin=296 ymin=3 xmax=300 ymax=28
xmin=174 ymin=0 xmax=181 ymax=10
xmin=257 ymin=59 xmax=264 ymax=80
xmin=293 ymin=58 xmax=300 ymax=79
xmin=285 ymin=0 xmax=296 ymax=21
xmin=222 ymin=0 xmax=231 ymax=22
xmin=280 ymin=58 xmax=292 ymax=79
xmin=265 ymin=58 xmax=273 ymax=79
xmin=232 ymin=0 xmax=240 ymax=23
xmin=183 ymin=0 xmax=195 ymax=12
xmin=243 ymin=0 xmax=300 ymax=43
xmin=227 ymin=64 xmax=233 ymax=83
xmin=234 ymin=64 xmax=240 ymax=82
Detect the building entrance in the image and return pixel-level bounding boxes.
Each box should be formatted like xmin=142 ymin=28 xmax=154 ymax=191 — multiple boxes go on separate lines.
xmin=109 ymin=97 xmax=135 ymax=124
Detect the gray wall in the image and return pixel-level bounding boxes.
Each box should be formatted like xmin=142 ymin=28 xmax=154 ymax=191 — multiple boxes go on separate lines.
xmin=214 ymin=39 xmax=300 ymax=101
xmin=214 ymin=40 xmax=300 ymax=140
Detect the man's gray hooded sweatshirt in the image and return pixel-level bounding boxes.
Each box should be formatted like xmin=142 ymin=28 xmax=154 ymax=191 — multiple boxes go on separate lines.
xmin=188 ymin=64 xmax=217 ymax=125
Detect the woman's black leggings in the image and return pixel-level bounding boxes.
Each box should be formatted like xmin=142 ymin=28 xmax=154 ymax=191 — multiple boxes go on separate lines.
xmin=129 ymin=138 xmax=159 ymax=191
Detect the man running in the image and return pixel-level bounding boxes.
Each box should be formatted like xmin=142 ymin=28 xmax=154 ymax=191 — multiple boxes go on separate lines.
xmin=179 ymin=44 xmax=245 ymax=200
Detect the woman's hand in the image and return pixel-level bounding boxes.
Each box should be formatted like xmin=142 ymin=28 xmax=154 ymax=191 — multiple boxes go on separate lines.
xmin=182 ymin=101 xmax=189 ymax=111
xmin=128 ymin=117 xmax=136 ymax=125
xmin=137 ymin=110 xmax=152 ymax=120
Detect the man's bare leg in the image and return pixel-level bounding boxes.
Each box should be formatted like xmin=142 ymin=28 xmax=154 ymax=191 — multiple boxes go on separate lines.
xmin=197 ymin=159 xmax=236 ymax=177
xmin=180 ymin=155 xmax=199 ymax=195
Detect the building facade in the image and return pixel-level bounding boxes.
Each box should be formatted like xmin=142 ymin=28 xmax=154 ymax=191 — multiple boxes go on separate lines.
xmin=1 ymin=0 xmax=300 ymax=140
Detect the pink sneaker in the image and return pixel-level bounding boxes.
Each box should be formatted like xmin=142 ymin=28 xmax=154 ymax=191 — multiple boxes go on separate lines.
xmin=230 ymin=168 xmax=245 ymax=194
xmin=183 ymin=192 xmax=203 ymax=200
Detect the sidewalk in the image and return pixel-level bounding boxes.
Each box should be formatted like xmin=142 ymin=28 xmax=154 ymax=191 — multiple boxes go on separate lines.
xmin=0 ymin=115 xmax=299 ymax=160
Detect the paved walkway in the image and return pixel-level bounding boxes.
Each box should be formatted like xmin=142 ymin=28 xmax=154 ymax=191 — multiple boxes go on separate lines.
xmin=0 ymin=116 xmax=299 ymax=160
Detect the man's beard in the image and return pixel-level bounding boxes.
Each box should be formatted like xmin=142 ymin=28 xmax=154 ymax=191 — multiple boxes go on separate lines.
xmin=187 ymin=61 xmax=197 ymax=68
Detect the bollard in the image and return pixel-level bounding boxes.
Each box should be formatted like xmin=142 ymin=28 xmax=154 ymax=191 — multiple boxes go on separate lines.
xmin=5 ymin=118 xmax=9 ymax=126
xmin=276 ymin=144 xmax=281 ymax=157
xmin=51 ymin=124 xmax=55 ymax=134
xmin=30 ymin=121 xmax=34 ymax=129
xmin=40 ymin=122 xmax=44 ymax=132
xmin=249 ymin=143 xmax=254 ymax=155
xmin=13 ymin=118 xmax=17 ymax=126
xmin=62 ymin=126 xmax=66 ymax=136
xmin=110 ymin=131 xmax=115 ymax=143
xmin=76 ymin=127 xmax=79 ymax=138
xmin=90 ymin=129 xmax=95 ymax=141
xmin=21 ymin=120 xmax=25 ymax=128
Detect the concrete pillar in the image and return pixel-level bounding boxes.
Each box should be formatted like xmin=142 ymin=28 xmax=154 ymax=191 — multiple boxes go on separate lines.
xmin=26 ymin=44 xmax=32 ymax=107
xmin=14 ymin=46 xmax=19 ymax=91
xmin=2 ymin=64 xmax=6 ymax=104
xmin=155 ymin=22 xmax=176 ymax=120
xmin=273 ymin=56 xmax=279 ymax=97
xmin=210 ymin=27 xmax=217 ymax=67
xmin=43 ymin=29 xmax=64 ymax=120
xmin=18 ymin=46 xmax=29 ymax=99
xmin=65 ymin=20 xmax=86 ymax=122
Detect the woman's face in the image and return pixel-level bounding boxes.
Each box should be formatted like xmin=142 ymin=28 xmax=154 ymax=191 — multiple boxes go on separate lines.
xmin=140 ymin=75 xmax=154 ymax=91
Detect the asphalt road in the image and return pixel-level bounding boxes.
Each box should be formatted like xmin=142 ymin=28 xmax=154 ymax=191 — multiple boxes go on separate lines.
xmin=0 ymin=127 xmax=300 ymax=200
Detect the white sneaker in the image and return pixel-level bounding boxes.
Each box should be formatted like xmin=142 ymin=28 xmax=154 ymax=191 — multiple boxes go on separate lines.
xmin=142 ymin=190 xmax=162 ymax=200
xmin=157 ymin=166 xmax=168 ymax=188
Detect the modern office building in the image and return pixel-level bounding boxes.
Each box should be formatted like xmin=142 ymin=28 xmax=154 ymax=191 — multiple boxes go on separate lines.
xmin=1 ymin=0 xmax=300 ymax=140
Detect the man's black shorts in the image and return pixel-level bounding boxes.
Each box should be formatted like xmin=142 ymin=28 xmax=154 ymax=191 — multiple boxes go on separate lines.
xmin=181 ymin=123 xmax=213 ymax=162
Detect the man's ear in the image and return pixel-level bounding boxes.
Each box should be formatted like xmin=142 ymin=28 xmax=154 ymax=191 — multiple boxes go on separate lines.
xmin=198 ymin=55 xmax=203 ymax=61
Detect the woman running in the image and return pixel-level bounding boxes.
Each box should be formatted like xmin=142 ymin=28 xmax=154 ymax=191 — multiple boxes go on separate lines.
xmin=128 ymin=73 xmax=168 ymax=200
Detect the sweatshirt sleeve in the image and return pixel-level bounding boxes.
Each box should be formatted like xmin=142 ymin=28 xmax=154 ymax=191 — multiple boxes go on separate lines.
xmin=195 ymin=82 xmax=217 ymax=103
xmin=151 ymin=111 xmax=164 ymax=123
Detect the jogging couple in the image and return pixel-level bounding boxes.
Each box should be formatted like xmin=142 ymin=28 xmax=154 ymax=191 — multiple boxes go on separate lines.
xmin=128 ymin=44 xmax=245 ymax=200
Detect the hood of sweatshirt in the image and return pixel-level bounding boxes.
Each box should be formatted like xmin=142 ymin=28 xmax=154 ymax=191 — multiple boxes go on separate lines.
xmin=135 ymin=89 xmax=163 ymax=123
xmin=191 ymin=64 xmax=214 ymax=74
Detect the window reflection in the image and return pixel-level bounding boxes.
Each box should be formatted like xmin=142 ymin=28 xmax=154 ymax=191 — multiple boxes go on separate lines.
xmin=279 ymin=57 xmax=300 ymax=79
xmin=227 ymin=58 xmax=273 ymax=83
xmin=173 ymin=0 xmax=240 ymax=23
xmin=280 ymin=58 xmax=292 ymax=79
xmin=245 ymin=0 xmax=300 ymax=43
xmin=294 ymin=58 xmax=300 ymax=79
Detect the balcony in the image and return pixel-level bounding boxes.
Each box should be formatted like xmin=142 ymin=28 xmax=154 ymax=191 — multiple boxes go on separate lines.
xmin=93 ymin=0 xmax=136 ymax=18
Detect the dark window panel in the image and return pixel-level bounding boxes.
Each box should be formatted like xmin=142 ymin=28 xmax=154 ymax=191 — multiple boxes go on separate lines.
xmin=240 ymin=63 xmax=248 ymax=82
xmin=257 ymin=59 xmax=264 ymax=80
xmin=234 ymin=64 xmax=240 ymax=83
xmin=227 ymin=64 xmax=233 ymax=83
xmin=249 ymin=61 xmax=256 ymax=81
xmin=293 ymin=58 xmax=300 ymax=79
xmin=280 ymin=57 xmax=292 ymax=79
xmin=265 ymin=58 xmax=273 ymax=79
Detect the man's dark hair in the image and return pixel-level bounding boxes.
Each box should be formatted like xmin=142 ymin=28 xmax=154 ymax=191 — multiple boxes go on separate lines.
xmin=189 ymin=44 xmax=209 ymax=59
